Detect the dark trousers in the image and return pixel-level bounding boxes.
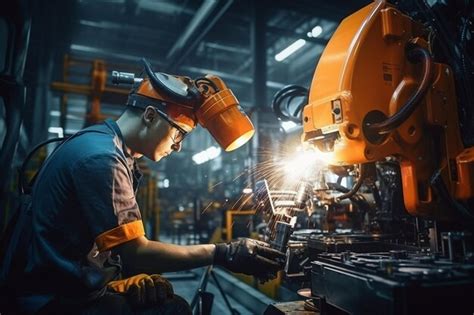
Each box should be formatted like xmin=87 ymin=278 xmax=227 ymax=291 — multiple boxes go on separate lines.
xmin=37 ymin=293 xmax=192 ymax=315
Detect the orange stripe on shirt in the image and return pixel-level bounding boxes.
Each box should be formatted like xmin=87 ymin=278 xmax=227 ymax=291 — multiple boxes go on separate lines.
xmin=95 ymin=220 xmax=145 ymax=252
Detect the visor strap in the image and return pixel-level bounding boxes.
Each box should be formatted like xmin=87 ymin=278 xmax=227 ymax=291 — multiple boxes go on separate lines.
xmin=126 ymin=93 xmax=168 ymax=113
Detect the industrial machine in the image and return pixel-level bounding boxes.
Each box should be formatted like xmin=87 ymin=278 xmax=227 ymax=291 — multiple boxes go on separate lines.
xmin=262 ymin=0 xmax=474 ymax=314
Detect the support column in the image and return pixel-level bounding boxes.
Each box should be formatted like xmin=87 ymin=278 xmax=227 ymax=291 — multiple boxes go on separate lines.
xmin=249 ymin=0 xmax=267 ymax=188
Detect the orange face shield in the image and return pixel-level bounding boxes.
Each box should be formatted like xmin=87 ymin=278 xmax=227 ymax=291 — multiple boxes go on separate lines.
xmin=115 ymin=59 xmax=254 ymax=152
xmin=194 ymin=75 xmax=255 ymax=152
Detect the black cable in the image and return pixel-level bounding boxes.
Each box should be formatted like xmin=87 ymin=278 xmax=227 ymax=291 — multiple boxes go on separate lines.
xmin=430 ymin=170 xmax=474 ymax=221
xmin=332 ymin=164 xmax=367 ymax=202
xmin=326 ymin=182 xmax=372 ymax=212
xmin=272 ymin=85 xmax=308 ymax=124
xmin=141 ymin=58 xmax=199 ymax=106
xmin=194 ymin=77 xmax=219 ymax=94
xmin=368 ymin=44 xmax=433 ymax=135
xmin=18 ymin=137 xmax=67 ymax=194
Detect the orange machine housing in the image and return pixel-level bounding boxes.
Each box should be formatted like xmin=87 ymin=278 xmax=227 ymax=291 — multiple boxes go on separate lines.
xmin=302 ymin=0 xmax=474 ymax=218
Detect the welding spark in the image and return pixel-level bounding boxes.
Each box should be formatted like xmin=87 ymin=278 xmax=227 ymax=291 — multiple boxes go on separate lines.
xmin=209 ymin=181 xmax=224 ymax=190
xmin=281 ymin=149 xmax=333 ymax=182
xmin=201 ymin=201 xmax=213 ymax=214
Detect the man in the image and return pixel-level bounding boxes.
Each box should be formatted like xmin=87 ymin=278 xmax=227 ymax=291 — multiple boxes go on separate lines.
xmin=7 ymin=67 xmax=285 ymax=314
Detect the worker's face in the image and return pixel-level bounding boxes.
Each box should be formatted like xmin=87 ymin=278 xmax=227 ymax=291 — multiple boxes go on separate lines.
xmin=141 ymin=107 xmax=188 ymax=162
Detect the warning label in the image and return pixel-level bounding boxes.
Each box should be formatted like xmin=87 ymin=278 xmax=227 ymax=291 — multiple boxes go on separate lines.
xmin=382 ymin=62 xmax=400 ymax=86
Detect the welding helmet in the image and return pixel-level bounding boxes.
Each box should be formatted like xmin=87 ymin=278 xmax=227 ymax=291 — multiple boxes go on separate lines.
xmin=117 ymin=58 xmax=255 ymax=151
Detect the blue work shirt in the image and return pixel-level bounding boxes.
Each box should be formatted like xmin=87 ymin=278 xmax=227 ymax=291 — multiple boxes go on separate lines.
xmin=17 ymin=119 xmax=145 ymax=313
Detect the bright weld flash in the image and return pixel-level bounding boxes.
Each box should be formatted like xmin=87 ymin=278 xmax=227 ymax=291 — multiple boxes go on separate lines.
xmin=282 ymin=149 xmax=333 ymax=181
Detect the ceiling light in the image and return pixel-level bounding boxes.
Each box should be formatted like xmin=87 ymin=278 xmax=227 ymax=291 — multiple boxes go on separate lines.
xmin=242 ymin=187 xmax=253 ymax=194
xmin=48 ymin=127 xmax=64 ymax=137
xmin=192 ymin=146 xmax=222 ymax=165
xmin=275 ymin=39 xmax=306 ymax=62
xmin=311 ymin=25 xmax=323 ymax=38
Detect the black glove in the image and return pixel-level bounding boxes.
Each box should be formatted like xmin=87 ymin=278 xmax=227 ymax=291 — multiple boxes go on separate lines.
xmin=214 ymin=238 xmax=286 ymax=282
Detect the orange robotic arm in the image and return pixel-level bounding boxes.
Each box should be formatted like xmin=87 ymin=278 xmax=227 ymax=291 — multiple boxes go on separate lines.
xmin=302 ymin=0 xmax=474 ymax=219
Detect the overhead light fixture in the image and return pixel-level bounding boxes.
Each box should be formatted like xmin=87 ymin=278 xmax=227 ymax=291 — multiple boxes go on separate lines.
xmin=310 ymin=25 xmax=323 ymax=38
xmin=281 ymin=121 xmax=299 ymax=132
xmin=48 ymin=126 xmax=64 ymax=137
xmin=242 ymin=187 xmax=253 ymax=194
xmin=275 ymin=39 xmax=306 ymax=62
xmin=192 ymin=146 xmax=222 ymax=165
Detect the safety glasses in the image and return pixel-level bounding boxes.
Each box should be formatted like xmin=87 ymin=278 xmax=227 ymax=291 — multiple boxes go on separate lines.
xmin=153 ymin=108 xmax=188 ymax=144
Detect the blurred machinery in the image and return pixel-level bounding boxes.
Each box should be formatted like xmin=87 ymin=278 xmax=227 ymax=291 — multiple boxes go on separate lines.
xmin=262 ymin=0 xmax=474 ymax=314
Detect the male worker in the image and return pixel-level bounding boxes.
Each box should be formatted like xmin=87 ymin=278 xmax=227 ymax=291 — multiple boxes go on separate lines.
xmin=6 ymin=63 xmax=285 ymax=314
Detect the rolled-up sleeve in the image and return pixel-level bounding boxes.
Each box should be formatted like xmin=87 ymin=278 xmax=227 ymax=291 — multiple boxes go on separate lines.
xmin=73 ymin=154 xmax=144 ymax=252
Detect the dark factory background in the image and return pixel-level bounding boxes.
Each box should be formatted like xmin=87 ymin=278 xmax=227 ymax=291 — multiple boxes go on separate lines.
xmin=0 ymin=0 xmax=368 ymax=240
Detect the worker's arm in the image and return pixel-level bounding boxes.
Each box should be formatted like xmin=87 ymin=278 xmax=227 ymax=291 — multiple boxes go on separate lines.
xmin=113 ymin=236 xmax=286 ymax=281
xmin=113 ymin=236 xmax=215 ymax=276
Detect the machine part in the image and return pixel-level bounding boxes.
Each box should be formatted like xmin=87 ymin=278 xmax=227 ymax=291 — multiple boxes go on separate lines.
xmin=440 ymin=231 xmax=472 ymax=262
xmin=301 ymin=0 xmax=473 ymax=219
xmin=270 ymin=221 xmax=293 ymax=253
xmin=284 ymin=241 xmax=309 ymax=278
xmin=111 ymin=71 xmax=142 ymax=85
xmin=113 ymin=59 xmax=255 ymax=152
xmin=272 ymin=85 xmax=309 ymax=124
xmin=333 ymin=164 xmax=367 ymax=202
xmin=263 ymin=300 xmax=318 ymax=315
xmin=311 ymin=251 xmax=474 ymax=314
xmin=306 ymin=233 xmax=416 ymax=257
xmin=255 ymin=180 xmax=307 ymax=242
xmin=295 ymin=181 xmax=313 ymax=209
xmin=362 ymin=110 xmax=389 ymax=145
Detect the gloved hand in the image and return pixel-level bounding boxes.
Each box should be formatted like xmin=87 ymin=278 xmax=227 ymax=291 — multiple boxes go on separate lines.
xmin=214 ymin=238 xmax=286 ymax=282
xmin=107 ymin=273 xmax=174 ymax=306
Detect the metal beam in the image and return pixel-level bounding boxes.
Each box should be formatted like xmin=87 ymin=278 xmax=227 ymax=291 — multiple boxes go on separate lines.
xmin=182 ymin=66 xmax=284 ymax=90
xmin=166 ymin=0 xmax=219 ymax=59
xmin=69 ymin=44 xmax=286 ymax=89
xmin=166 ymin=0 xmax=234 ymax=71
xmin=203 ymin=42 xmax=250 ymax=55
xmin=251 ymin=1 xmax=267 ymax=110
xmin=267 ymin=26 xmax=329 ymax=45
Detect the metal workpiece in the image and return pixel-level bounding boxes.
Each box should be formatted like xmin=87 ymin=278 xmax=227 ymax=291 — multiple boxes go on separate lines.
xmin=270 ymin=221 xmax=293 ymax=253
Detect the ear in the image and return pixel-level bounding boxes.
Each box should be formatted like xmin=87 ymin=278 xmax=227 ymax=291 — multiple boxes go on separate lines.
xmin=143 ymin=106 xmax=157 ymax=126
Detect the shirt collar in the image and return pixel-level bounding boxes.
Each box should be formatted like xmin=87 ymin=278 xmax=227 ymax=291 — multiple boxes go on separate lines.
xmin=103 ymin=118 xmax=133 ymax=159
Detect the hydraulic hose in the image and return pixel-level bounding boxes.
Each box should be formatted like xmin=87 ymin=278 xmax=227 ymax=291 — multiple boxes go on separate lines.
xmin=332 ymin=164 xmax=367 ymax=202
xmin=369 ymin=44 xmax=433 ymax=135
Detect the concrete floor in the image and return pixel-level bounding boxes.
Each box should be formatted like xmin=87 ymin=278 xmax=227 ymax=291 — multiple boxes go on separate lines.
xmin=166 ymin=268 xmax=256 ymax=315
xmin=159 ymin=233 xmax=275 ymax=314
